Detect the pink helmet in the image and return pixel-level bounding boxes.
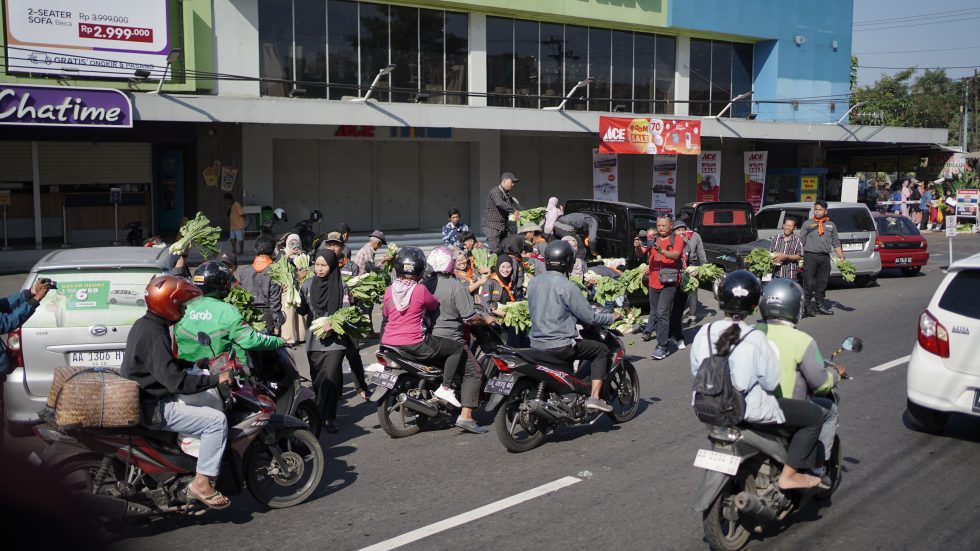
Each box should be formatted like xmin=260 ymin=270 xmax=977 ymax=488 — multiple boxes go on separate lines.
xmin=427 ymin=246 xmax=456 ymax=274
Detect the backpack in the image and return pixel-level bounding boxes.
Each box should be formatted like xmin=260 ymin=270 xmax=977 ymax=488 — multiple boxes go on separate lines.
xmin=692 ymin=324 xmax=755 ymax=426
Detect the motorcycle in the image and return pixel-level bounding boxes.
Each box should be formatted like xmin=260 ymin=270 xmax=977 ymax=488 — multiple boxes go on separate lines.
xmin=248 ymin=347 xmax=322 ymax=438
xmin=482 ymin=318 xmax=640 ymax=453
xmin=34 ymin=332 xmax=324 ymax=526
xmin=124 ymin=221 xmax=143 ymax=247
xmin=693 ymin=336 xmax=861 ymax=551
xmin=293 ymin=210 xmax=322 ymax=252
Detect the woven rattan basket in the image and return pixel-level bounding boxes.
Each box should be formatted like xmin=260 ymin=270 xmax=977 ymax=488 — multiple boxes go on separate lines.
xmin=48 ymin=367 xmax=140 ymax=428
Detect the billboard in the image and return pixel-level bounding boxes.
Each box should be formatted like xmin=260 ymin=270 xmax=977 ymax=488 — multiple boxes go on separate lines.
xmin=599 ymin=117 xmax=702 ymax=155
xmin=4 ymin=0 xmax=171 ymax=79
xmin=592 ymin=149 xmax=619 ymax=202
xmin=652 ymin=155 xmax=677 ymax=217
xmin=696 ymin=151 xmax=722 ymax=202
xmin=743 ymin=151 xmax=768 ymax=212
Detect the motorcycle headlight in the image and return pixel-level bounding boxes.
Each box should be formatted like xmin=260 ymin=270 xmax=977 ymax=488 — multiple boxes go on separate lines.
xmin=707 ymin=425 xmax=742 ymax=443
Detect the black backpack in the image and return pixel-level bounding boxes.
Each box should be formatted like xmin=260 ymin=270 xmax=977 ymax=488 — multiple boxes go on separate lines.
xmin=692 ymin=324 xmax=755 ymax=426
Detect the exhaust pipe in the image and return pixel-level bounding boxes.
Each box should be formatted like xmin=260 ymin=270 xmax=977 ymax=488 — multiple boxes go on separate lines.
xmin=526 ymin=399 xmax=563 ymax=424
xmin=396 ymin=393 xmax=439 ymax=417
xmin=733 ymin=491 xmax=778 ymax=521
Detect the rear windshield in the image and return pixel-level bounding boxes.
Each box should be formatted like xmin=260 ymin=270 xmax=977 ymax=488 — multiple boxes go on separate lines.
xmin=700 ymin=208 xmax=749 ymax=226
xmin=23 ymin=269 xmax=162 ymax=329
xmin=756 ymin=210 xmax=781 ymax=230
xmin=938 ymin=270 xmax=980 ymax=320
xmin=876 ymin=216 xmax=920 ymax=236
xmin=830 ymin=207 xmax=875 ymax=232
xmin=633 ymin=214 xmax=658 ymax=234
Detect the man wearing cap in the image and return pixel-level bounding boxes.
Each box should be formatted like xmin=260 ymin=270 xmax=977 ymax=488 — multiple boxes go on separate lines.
xmin=481 ymin=172 xmax=522 ymax=254
xmin=353 ymin=230 xmax=390 ymax=275
xmin=552 ymin=212 xmax=598 ymax=261
xmin=322 ymin=232 xmax=360 ymax=278
xmin=519 ymin=222 xmax=548 ymax=257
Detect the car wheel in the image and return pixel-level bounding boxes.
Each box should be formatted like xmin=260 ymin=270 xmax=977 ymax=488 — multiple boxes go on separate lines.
xmin=854 ymin=275 xmax=873 ymax=288
xmin=905 ymin=399 xmax=949 ymax=434
xmin=108 ymin=298 xmax=117 ymax=305
xmin=901 ymin=266 xmax=921 ymax=276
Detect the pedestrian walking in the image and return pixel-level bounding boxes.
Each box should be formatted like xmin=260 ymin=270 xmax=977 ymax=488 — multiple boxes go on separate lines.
xmin=900 ymin=180 xmax=911 ymax=218
xmin=667 ymin=220 xmax=692 ymax=349
xmin=352 ymin=230 xmax=389 ymax=275
xmin=224 ymin=193 xmax=245 ymax=256
xmin=918 ymin=183 xmax=933 ymax=231
xmin=799 ymin=200 xmax=845 ymax=317
xmin=321 ymin=232 xmax=371 ymax=400
xmin=480 ymin=172 xmax=521 ymax=253
xmin=634 ymin=215 xmax=684 ymax=360
xmin=909 ymin=181 xmax=922 ymax=226
xmin=442 ymin=208 xmax=470 ymax=249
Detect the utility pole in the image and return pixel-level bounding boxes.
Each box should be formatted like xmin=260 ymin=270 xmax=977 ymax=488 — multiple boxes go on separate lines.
xmin=963 ymin=79 xmax=970 ymax=152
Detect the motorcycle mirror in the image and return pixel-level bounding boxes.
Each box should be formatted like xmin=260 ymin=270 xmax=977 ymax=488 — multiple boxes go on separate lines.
xmin=196 ymin=331 xmax=211 ymax=347
xmin=841 ymin=336 xmax=863 ymax=352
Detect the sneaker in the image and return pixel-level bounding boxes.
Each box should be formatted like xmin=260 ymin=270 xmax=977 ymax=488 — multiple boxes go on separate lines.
xmin=433 ymin=385 xmax=462 ymax=408
xmin=676 ymin=340 xmax=687 ymax=350
xmin=585 ymin=397 xmax=613 ymax=413
xmin=683 ymin=316 xmax=697 ymax=326
xmin=817 ymin=305 xmax=834 ymax=315
xmin=455 ymin=418 xmax=488 ymax=434
xmin=641 ymin=332 xmax=654 ymax=342
xmin=652 ymin=346 xmax=668 ymax=360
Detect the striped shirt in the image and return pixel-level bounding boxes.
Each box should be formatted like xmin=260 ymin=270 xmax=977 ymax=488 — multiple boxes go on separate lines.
xmin=769 ymin=233 xmax=804 ymax=280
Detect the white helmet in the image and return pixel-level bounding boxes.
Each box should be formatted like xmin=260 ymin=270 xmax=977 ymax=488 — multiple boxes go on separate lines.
xmin=273 ymin=208 xmax=287 ymax=222
xmin=426 ymin=246 xmax=456 ymax=275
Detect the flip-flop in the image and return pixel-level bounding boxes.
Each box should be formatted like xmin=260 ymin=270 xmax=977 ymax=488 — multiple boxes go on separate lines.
xmin=186 ymin=485 xmax=231 ymax=510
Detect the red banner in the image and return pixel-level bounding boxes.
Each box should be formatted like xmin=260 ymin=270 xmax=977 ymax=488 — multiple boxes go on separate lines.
xmin=599 ymin=117 xmax=702 ymax=155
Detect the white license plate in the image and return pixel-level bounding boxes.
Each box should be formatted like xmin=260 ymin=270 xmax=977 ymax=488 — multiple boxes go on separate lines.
xmin=68 ymin=350 xmax=124 ymax=368
xmin=693 ymin=449 xmax=742 ymax=475
xmin=895 ymin=257 xmax=912 ymax=264
xmin=842 ymin=243 xmax=863 ymax=252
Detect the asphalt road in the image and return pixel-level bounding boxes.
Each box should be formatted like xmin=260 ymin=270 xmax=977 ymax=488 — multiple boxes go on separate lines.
xmin=4 ymin=233 xmax=980 ymax=551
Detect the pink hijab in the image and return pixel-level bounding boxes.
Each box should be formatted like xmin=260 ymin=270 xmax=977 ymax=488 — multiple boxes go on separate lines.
xmin=544 ymin=197 xmax=562 ymax=235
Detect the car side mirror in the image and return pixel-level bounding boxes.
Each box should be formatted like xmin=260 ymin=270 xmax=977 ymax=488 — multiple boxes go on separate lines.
xmin=841 ymin=336 xmax=863 ymax=353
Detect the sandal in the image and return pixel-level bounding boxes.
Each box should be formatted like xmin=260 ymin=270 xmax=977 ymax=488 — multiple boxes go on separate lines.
xmin=186 ymin=485 xmax=231 ymax=510
xmin=359 ymin=389 xmax=372 ymax=401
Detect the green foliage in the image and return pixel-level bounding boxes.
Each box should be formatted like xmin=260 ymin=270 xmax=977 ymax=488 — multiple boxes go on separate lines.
xmin=471 ymin=248 xmax=497 ymax=272
xmin=310 ymin=307 xmax=371 ymax=339
xmin=169 ymin=212 xmax=221 ymax=258
xmin=745 ymin=248 xmax=774 ymax=278
xmin=498 ymin=301 xmax=531 ymax=332
xmin=224 ymin=286 xmax=266 ymax=331
xmin=835 ymin=258 xmax=857 ymax=283
xmin=345 ymin=272 xmax=386 ymax=305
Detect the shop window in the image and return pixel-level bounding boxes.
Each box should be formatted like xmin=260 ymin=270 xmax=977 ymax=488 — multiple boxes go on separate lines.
xmin=610 ymin=30 xmax=633 ymax=113
xmin=389 ymin=5 xmax=418 ymax=103
xmin=445 ymin=11 xmax=469 ymax=104
xmin=540 ymin=23 xmax=564 ymax=109
xmin=633 ymin=33 xmax=655 ymax=114
xmin=327 ymin=0 xmax=359 ymax=100
xmin=564 ymin=25 xmax=589 ymax=111
xmin=756 ymin=209 xmax=781 ymax=230
xmin=589 ymin=28 xmax=611 ymax=112
xmin=732 ymin=42 xmax=753 ymax=117
xmin=259 ymin=0 xmax=293 ymax=97
xmin=487 ymin=16 xmax=514 ymax=107
xmin=514 ymin=20 xmax=539 ymax=108
xmin=654 ymin=35 xmax=676 ymax=115
xmin=689 ymin=39 xmax=712 ymax=116
xmin=294 ymin=0 xmax=327 ymax=98
xmin=360 ymin=3 xmax=390 ymax=102
xmin=710 ymin=41 xmax=732 ymax=116
xmin=689 ymin=38 xmax=752 ymax=117
xmin=785 ymin=209 xmax=810 ymax=229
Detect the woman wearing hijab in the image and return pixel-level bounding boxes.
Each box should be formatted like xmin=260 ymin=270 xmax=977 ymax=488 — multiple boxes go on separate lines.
xmin=481 ymin=256 xmax=525 ymax=346
xmin=454 ymin=248 xmax=489 ymax=298
xmin=280 ymin=233 xmax=307 ymax=345
xmin=543 ymin=196 xmax=563 ymax=239
xmin=562 ymin=236 xmax=588 ymax=279
xmin=298 ymin=249 xmax=355 ymax=434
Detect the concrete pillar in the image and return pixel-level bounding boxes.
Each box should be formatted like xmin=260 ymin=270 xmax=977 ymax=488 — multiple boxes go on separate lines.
xmin=469 ymin=130 xmax=500 ymax=232
xmin=214 ymin=0 xmax=261 ymax=97
xmin=674 ymin=36 xmax=690 ymax=116
xmin=468 ymin=13 xmax=488 ymax=107
xmin=32 ymin=141 xmax=41 ymax=249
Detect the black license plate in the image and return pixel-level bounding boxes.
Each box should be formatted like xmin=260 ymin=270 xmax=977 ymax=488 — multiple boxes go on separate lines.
xmin=973 ymin=390 xmax=980 ymax=413
xmin=484 ymin=378 xmax=515 ymax=396
xmin=895 ymin=257 xmax=912 ymax=264
xmin=370 ymin=370 xmax=399 ymax=389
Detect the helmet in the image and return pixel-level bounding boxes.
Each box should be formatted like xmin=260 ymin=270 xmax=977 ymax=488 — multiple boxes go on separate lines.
xmin=145 ymin=275 xmax=202 ymax=322
xmin=273 ymin=208 xmax=287 ymax=222
xmin=759 ymin=278 xmax=805 ymax=325
xmin=310 ymin=209 xmax=323 ymax=222
xmin=192 ymin=261 xmax=233 ymax=299
xmin=717 ymin=270 xmax=762 ymax=319
xmin=394 ymin=247 xmax=427 ymax=280
xmin=544 ymin=240 xmax=575 ymax=274
xmin=426 ymin=246 xmax=455 ymax=275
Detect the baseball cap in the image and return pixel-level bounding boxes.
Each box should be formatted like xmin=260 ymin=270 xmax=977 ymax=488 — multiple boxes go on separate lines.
xmin=518 ymin=223 xmax=542 ymax=233
xmin=501 ymin=172 xmax=519 ymax=183
xmin=324 ymin=232 xmax=343 ymax=245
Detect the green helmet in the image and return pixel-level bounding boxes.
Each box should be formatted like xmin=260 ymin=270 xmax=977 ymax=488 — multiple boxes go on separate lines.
xmin=759 ymin=278 xmax=805 ymax=324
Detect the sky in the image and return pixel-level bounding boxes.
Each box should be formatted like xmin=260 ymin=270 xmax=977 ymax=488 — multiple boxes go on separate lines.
xmin=852 ymin=0 xmax=980 ymax=86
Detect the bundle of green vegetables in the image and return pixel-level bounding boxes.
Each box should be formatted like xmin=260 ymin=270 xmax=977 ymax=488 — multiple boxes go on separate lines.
xmin=264 ymin=255 xmax=301 ymax=307
xmin=682 ymin=264 xmax=725 ymax=293
xmin=471 ymin=248 xmax=497 ymax=272
xmin=345 ymin=272 xmax=386 ymax=305
xmin=381 ymin=243 xmax=399 ymax=282
xmin=618 ymin=264 xmax=648 ymax=295
xmin=309 ymin=307 xmax=371 ymax=339
xmin=588 ymin=271 xmax=627 ymax=305
xmin=509 ymin=207 xmax=548 ymax=227
xmin=610 ymin=306 xmax=641 ymax=333
xmin=745 ymin=248 xmax=774 ymax=278
xmin=292 ymin=253 xmax=312 ymax=283
xmin=498 ymin=300 xmax=531 ymax=332
xmin=834 ymin=258 xmax=857 ymax=283
xmin=223 ymin=286 xmax=267 ymax=331
xmin=569 ymin=275 xmax=589 ymax=298
xmin=169 ymin=212 xmax=222 ymax=258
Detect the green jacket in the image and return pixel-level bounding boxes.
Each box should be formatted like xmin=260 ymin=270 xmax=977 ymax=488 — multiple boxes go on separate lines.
xmin=175 ymin=296 xmax=284 ymax=366
xmin=755 ymin=322 xmax=838 ymax=400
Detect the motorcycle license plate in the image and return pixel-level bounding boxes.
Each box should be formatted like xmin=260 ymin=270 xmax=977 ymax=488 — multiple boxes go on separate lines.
xmin=484 ymin=378 xmax=515 ymax=396
xmin=370 ymin=370 xmax=399 ymax=390
xmin=895 ymin=257 xmax=912 ymax=264
xmin=693 ymin=449 xmax=742 ymax=476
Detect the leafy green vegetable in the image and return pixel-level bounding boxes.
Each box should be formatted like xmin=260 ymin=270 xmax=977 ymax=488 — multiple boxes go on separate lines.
xmin=498 ymin=300 xmax=531 ymax=332
xmin=682 ymin=264 xmax=724 ymax=293
xmin=682 ymin=270 xmax=700 ymax=293
xmin=745 ymin=248 xmax=774 ymax=278
xmin=310 ymin=307 xmax=371 ymax=339
xmin=695 ymin=264 xmax=725 ymax=283
xmin=169 ymin=212 xmax=222 ymax=258
xmin=589 ymin=271 xmax=627 ymax=305
xmin=345 ymin=272 xmax=386 ymax=305
xmin=619 ymin=264 xmax=648 ymax=295
xmin=509 ymin=207 xmax=548 ymax=227
xmin=223 ymin=286 xmax=267 ymax=331
xmin=265 ymin=255 xmax=300 ymax=307
xmin=834 ymin=258 xmax=857 ymax=283
xmin=381 ymin=243 xmax=399 ymax=283
xmin=610 ymin=306 xmax=641 ymax=333
xmin=569 ymin=275 xmax=589 ymax=298
xmin=292 ymin=254 xmax=312 ymax=283
xmin=471 ymin=248 xmax=497 ymax=272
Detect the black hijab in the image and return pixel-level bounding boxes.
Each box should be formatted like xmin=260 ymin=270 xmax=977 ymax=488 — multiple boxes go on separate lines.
xmin=311 ymin=249 xmax=343 ymax=316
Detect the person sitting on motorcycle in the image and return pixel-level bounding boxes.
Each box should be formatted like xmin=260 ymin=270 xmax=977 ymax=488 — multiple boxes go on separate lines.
xmin=175 ymin=261 xmax=285 ymax=369
xmin=527 ymin=240 xmax=619 ymax=413
xmin=380 ymin=248 xmax=474 ymax=428
xmin=756 ymin=277 xmax=845 ymax=477
xmin=121 ymin=275 xmax=234 ymax=509
xmin=690 ymin=271 xmax=827 ymax=490
xmin=423 ymin=246 xmax=494 ymax=434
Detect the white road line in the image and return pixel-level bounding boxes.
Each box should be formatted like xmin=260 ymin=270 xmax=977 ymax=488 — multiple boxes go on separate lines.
xmin=358 ymin=476 xmax=583 ymax=551
xmin=870 ymin=355 xmax=911 ymax=372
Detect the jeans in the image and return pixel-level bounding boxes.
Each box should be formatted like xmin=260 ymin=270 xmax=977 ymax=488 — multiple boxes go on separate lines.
xmin=159 ymin=399 xmax=228 ymax=478
xmin=397 ymin=336 xmax=477 ymax=408
xmin=803 ymin=252 xmax=831 ymax=307
xmin=686 ymin=287 xmax=700 ymax=320
xmin=811 ymin=396 xmax=839 ymax=461
xmin=769 ymin=397 xmax=827 ymax=470
xmin=309 ymin=350 xmax=345 ymax=421
xmin=544 ymin=339 xmax=610 ymax=381
xmin=643 ymin=285 xmax=676 ymax=348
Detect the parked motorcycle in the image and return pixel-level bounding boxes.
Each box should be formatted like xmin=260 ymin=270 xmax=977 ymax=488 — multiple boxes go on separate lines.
xmin=693 ymin=336 xmax=861 ymax=551
xmin=124 ymin=221 xmax=143 ymax=247
xmin=248 ymin=347 xmax=321 ymax=438
xmin=34 ymin=333 xmax=324 ymax=526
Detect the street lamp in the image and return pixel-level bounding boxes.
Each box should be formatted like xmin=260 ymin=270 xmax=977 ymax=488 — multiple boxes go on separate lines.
xmin=150 ymin=48 xmax=183 ymax=94
xmin=342 ymin=64 xmax=397 ymax=103
xmin=836 ymin=101 xmax=867 ymax=125
xmin=542 ymin=77 xmax=594 ymax=111
xmin=712 ymin=90 xmax=754 ymax=119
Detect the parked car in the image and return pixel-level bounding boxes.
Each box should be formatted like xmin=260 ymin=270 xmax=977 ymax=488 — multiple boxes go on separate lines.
xmin=873 ymin=213 xmax=928 ymax=276
xmin=906 ymin=252 xmax=980 ymax=433
xmin=755 ymin=201 xmax=881 ymax=287
xmin=3 ymin=247 xmax=174 ymax=437
xmin=562 ymin=199 xmax=660 ymax=270
xmin=677 ymin=201 xmax=768 ymax=273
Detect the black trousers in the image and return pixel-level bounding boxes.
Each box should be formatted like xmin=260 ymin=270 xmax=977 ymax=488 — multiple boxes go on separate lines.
xmin=397 ymin=336 xmax=478 ymax=408
xmin=772 ymin=397 xmax=826 ymax=470
xmin=669 ymin=288 xmax=687 ymax=343
xmin=643 ymin=285 xmax=677 ymax=348
xmin=545 ymin=339 xmax=610 ymax=381
xmin=482 ymin=226 xmax=509 ymax=254
xmin=803 ymin=252 xmax=831 ymax=305
xmin=343 ymin=338 xmax=368 ymax=391
xmin=308 ymin=350 xmax=345 ymax=422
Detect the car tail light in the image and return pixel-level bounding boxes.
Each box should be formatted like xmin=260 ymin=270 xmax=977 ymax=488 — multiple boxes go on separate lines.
xmin=492 ymin=356 xmax=511 ymax=372
xmin=875 ymin=239 xmax=883 ymax=251
xmin=6 ymin=328 xmax=23 ymax=370
xmin=375 ymin=353 xmax=389 ymax=367
xmin=918 ymin=310 xmax=950 ymax=358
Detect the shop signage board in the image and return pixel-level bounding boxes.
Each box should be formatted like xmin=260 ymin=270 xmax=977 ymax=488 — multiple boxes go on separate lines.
xmin=4 ymin=0 xmax=171 ymax=79
xmin=0 ymin=83 xmax=132 ymax=127
xmin=592 ymin=149 xmax=619 ymax=202
xmin=801 ymin=176 xmax=819 ymax=202
xmin=743 ymin=151 xmax=767 ymax=212
xmin=0 ymin=190 xmax=11 ymax=207
xmin=696 ymin=151 xmax=721 ymax=202
xmin=955 ymin=188 xmax=978 ymax=220
xmin=652 ymin=155 xmax=677 ymax=216
xmin=599 ymin=117 xmax=701 ymax=155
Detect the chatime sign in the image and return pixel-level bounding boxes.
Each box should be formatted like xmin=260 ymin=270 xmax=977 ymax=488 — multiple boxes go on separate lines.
xmin=599 ymin=116 xmax=701 ymax=155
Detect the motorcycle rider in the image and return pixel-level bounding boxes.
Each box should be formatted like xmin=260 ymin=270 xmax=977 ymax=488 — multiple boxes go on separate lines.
xmin=175 ymin=261 xmax=285 ymax=368
xmin=690 ymin=271 xmax=827 ymax=490
xmin=121 ymin=275 xmax=234 ymax=509
xmin=756 ymin=278 xmax=845 ymax=476
xmin=423 ymin=246 xmax=493 ymax=433
xmin=527 ymin=240 xmax=619 ymax=413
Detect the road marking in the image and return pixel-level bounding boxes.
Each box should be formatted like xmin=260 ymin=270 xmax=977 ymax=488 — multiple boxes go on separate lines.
xmin=870 ymin=355 xmax=911 ymax=372
xmin=358 ymin=476 xmax=583 ymax=551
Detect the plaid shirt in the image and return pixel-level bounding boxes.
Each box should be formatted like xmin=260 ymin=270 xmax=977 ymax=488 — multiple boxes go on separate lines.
xmin=480 ymin=185 xmax=520 ymax=231
xmin=770 ymin=233 xmax=804 ymax=280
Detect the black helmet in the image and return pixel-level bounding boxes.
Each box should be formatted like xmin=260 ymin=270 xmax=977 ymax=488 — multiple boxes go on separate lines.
xmin=192 ymin=261 xmax=233 ymax=299
xmin=544 ymin=240 xmax=575 ymax=274
xmin=718 ymin=270 xmax=761 ymax=319
xmin=394 ymin=247 xmax=426 ymax=280
xmin=310 ymin=209 xmax=323 ymax=222
xmin=760 ymin=278 xmax=805 ymax=324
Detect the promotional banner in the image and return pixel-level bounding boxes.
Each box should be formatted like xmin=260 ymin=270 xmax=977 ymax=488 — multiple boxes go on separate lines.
xmin=0 ymin=83 xmax=133 ymax=128
xmin=599 ymin=117 xmax=702 ymax=155
xmin=800 ymin=176 xmax=819 ymax=202
xmin=592 ymin=149 xmax=619 ymax=201
xmin=696 ymin=151 xmax=722 ymax=202
xmin=743 ymin=151 xmax=768 ymax=212
xmin=955 ymin=188 xmax=978 ymax=220
xmin=652 ymin=155 xmax=678 ymax=216
xmin=4 ymin=0 xmax=171 ymax=79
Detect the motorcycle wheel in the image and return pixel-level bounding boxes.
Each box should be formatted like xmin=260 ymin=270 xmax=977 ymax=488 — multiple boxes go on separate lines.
xmin=57 ymin=456 xmax=130 ymax=533
xmin=815 ymin=435 xmax=843 ymax=500
xmin=245 ymin=428 xmax=324 ymax=509
xmin=606 ymin=360 xmax=640 ymax=423
xmin=493 ymin=380 xmax=547 ymax=453
xmin=295 ymin=399 xmax=322 ymax=438
xmin=703 ymin=483 xmax=751 ymax=551
xmin=377 ymin=377 xmax=428 ymax=438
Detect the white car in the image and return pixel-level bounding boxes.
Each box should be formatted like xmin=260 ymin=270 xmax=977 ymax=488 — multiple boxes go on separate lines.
xmin=906 ymin=252 xmax=980 ymax=433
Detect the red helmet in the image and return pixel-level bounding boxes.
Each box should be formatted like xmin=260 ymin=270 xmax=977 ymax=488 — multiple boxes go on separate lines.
xmin=145 ymin=275 xmax=201 ymax=322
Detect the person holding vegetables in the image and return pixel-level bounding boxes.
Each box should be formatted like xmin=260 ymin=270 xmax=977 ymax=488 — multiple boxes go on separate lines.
xmin=279 ymin=233 xmax=308 ymax=345
xmin=635 ymin=216 xmax=684 ymax=360
xmin=322 ymin=232 xmax=371 ymax=400
xmin=769 ymin=218 xmax=804 ymax=281
xmin=481 ymin=172 xmax=521 ymax=253
xmin=237 ymin=235 xmax=284 ymax=334
xmin=799 ymin=200 xmax=845 ymax=317
xmin=481 ymin=255 xmax=522 ymax=346
xmin=455 ymin=247 xmax=490 ymax=297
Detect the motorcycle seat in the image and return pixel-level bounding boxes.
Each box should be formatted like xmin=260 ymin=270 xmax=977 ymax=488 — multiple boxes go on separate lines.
xmin=378 ymin=346 xmax=444 ymax=374
xmin=99 ymin=425 xmax=180 ymax=446
xmin=512 ymin=348 xmax=575 ymax=371
xmin=740 ymin=423 xmax=793 ymax=443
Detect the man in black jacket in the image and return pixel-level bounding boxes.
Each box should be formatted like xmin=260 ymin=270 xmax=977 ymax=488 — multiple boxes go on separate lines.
xmin=552 ymin=212 xmax=598 ymax=260
xmin=121 ymin=275 xmax=233 ymax=510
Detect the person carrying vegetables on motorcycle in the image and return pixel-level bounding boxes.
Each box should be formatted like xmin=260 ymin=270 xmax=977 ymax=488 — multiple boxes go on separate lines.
xmin=755 ymin=277 xmax=845 ymax=481
xmin=528 ymin=240 xmax=620 ymax=413
xmin=175 ymin=261 xmax=285 ymax=370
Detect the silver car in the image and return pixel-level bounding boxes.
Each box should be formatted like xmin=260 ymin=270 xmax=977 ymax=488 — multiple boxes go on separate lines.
xmin=755 ymin=201 xmax=881 ymax=287
xmin=3 ymin=247 xmax=173 ymax=436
